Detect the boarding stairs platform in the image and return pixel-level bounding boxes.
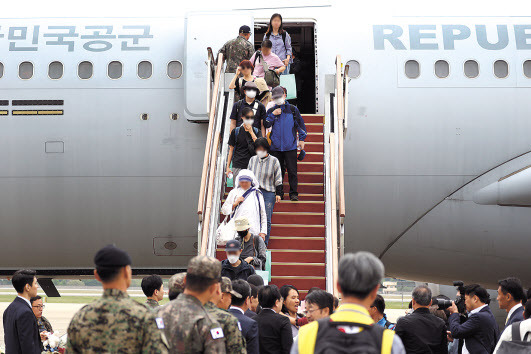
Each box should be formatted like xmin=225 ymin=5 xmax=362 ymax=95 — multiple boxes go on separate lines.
xmin=197 ymin=49 xmax=349 ymax=299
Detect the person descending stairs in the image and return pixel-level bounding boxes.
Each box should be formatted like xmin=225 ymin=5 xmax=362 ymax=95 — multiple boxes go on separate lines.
xmin=217 ymin=114 xmax=326 ymax=299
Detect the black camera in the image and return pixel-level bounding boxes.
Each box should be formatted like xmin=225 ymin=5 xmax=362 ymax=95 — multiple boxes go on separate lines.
xmin=436 ymin=299 xmax=453 ymax=310
xmin=436 ymin=281 xmax=467 ymax=315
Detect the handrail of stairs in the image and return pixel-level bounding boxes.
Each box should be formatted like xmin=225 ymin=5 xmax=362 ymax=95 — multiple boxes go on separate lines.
xmin=198 ymin=51 xmax=224 ymax=256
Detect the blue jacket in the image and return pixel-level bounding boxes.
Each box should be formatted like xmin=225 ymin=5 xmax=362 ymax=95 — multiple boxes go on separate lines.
xmin=2 ymin=297 xmax=43 ymax=354
xmin=505 ymin=305 xmax=525 ymax=329
xmin=448 ymin=305 xmax=500 ymax=354
xmin=229 ymin=307 xmax=259 ymax=354
xmin=264 ymin=104 xmax=307 ymax=152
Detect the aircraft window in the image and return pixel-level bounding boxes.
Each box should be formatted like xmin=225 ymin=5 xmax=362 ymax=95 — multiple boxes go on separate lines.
xmin=464 ymin=60 xmax=479 ymax=78
xmin=524 ymin=60 xmax=531 ymax=78
xmin=405 ymin=60 xmax=420 ymax=79
xmin=48 ymin=61 xmax=63 ymax=80
xmin=494 ymin=60 xmax=508 ymax=79
xmin=434 ymin=60 xmax=449 ymax=78
xmin=346 ymin=60 xmax=360 ymax=78
xmin=19 ymin=62 xmax=33 ymax=80
xmin=0 ymin=62 xmax=3 ymax=78
xmin=167 ymin=61 xmax=183 ymax=79
xmin=138 ymin=61 xmax=152 ymax=79
xmin=108 ymin=61 xmax=123 ymax=79
xmin=78 ymin=61 xmax=93 ymax=80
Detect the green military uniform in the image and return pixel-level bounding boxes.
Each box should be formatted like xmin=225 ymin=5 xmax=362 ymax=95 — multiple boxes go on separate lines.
xmin=66 ymin=289 xmax=168 ymax=353
xmin=156 ymin=255 xmax=226 ymax=353
xmin=218 ymin=36 xmax=254 ymax=73
xmin=204 ymin=302 xmax=246 ymax=354
xmin=168 ymin=272 xmax=186 ymax=300
xmin=146 ymin=298 xmax=160 ymax=309
xmin=37 ymin=316 xmax=53 ymax=333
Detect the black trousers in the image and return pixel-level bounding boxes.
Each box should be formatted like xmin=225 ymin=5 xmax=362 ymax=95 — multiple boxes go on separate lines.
xmin=271 ymin=150 xmax=298 ymax=197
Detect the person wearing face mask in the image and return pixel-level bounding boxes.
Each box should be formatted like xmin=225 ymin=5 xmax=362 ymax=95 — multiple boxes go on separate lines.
xmin=226 ymin=107 xmax=262 ymax=182
xmin=247 ymin=138 xmax=282 ymax=245
xmin=221 ymin=239 xmax=256 ymax=281
xmin=229 ymin=81 xmax=267 ymax=136
xmin=234 ymin=217 xmax=266 ymax=270
xmin=265 ymin=86 xmax=307 ymax=201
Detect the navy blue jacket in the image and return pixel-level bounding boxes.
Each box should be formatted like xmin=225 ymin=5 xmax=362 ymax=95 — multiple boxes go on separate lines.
xmin=229 ymin=307 xmax=259 ymax=354
xmin=2 ymin=297 xmax=43 ymax=354
xmin=448 ymin=305 xmax=500 ymax=354
xmin=221 ymin=259 xmax=255 ymax=281
xmin=264 ymin=104 xmax=307 ymax=152
xmin=505 ymin=305 xmax=525 ymax=329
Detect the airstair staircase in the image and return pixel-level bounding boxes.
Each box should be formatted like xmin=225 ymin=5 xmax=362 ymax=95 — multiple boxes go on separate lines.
xmin=197 ymin=49 xmax=349 ymax=298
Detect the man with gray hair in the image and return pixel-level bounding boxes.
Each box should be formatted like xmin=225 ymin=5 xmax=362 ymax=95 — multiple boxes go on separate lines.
xmin=395 ymin=285 xmax=448 ymax=353
xmin=293 ymin=252 xmax=405 ymax=354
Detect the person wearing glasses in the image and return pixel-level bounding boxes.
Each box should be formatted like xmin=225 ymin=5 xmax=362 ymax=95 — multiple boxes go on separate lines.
xmin=30 ymin=296 xmax=53 ymax=335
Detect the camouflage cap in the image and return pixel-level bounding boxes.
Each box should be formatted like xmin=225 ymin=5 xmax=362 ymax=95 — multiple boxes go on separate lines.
xmin=221 ymin=277 xmax=242 ymax=298
xmin=187 ymin=255 xmax=221 ymax=280
xmin=168 ymin=272 xmax=186 ymax=294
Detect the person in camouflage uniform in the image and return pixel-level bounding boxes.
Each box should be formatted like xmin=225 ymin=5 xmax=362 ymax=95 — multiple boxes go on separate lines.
xmin=168 ymin=272 xmax=186 ymax=300
xmin=156 ymin=256 xmax=226 ymax=353
xmin=66 ymin=245 xmax=168 ymax=353
xmin=218 ymin=25 xmax=255 ymax=73
xmin=204 ymin=277 xmax=247 ymax=354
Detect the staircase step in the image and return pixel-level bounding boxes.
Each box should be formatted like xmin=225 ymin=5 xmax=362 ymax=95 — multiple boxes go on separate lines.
xmin=268 ymin=236 xmax=325 ymax=249
xmin=271 ymin=212 xmax=325 ymax=225
xmin=298 ymin=162 xmax=324 ymax=173
xmin=305 ymin=133 xmax=324 ymax=143
xmin=269 ymin=249 xmax=326 ymax=262
xmin=301 ymin=152 xmax=323 ymax=163
xmin=271 ymin=262 xmax=325 ymax=276
xmin=274 ymin=201 xmax=324 ymax=212
xmin=270 ymin=276 xmax=326 ymax=292
xmin=283 ymin=183 xmax=323 ymax=194
xmin=301 ymin=115 xmax=324 ymax=124
xmin=271 ymin=224 xmax=325 ymax=237
xmin=304 ymin=142 xmax=324 ymax=152
xmin=284 ymin=172 xmax=323 ymax=183
xmin=305 ymin=123 xmax=324 ymax=133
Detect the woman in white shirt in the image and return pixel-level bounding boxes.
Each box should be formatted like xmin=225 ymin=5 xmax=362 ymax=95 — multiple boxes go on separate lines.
xmin=221 ymin=169 xmax=267 ymax=239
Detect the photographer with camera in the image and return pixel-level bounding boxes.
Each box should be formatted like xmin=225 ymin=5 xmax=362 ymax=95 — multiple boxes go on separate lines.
xmin=395 ymin=285 xmax=448 ymax=353
xmin=448 ymin=284 xmax=500 ymax=354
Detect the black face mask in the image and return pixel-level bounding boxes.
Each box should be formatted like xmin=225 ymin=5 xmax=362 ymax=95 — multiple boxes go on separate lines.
xmin=237 ymin=230 xmax=248 ymax=237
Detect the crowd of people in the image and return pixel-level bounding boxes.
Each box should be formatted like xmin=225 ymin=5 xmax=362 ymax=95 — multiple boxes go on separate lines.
xmin=2 ymin=244 xmax=531 ymax=353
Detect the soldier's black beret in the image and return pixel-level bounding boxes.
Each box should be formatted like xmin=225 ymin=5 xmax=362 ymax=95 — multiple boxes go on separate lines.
xmin=94 ymin=245 xmax=132 ymax=267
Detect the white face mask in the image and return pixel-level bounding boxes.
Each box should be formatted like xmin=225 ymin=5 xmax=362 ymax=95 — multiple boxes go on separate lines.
xmin=245 ymin=90 xmax=257 ymax=99
xmin=244 ymin=119 xmax=254 ymax=127
xmin=256 ymin=150 xmax=267 ymax=158
xmin=227 ymin=255 xmax=239 ymax=264
xmin=274 ymin=98 xmax=285 ymax=105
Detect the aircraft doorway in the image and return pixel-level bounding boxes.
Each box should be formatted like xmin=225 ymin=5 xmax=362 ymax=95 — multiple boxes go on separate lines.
xmin=254 ymin=20 xmax=317 ymax=114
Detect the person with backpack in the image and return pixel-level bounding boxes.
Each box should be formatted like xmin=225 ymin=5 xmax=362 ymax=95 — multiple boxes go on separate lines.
xmin=249 ymin=40 xmax=285 ymax=89
xmin=221 ymin=169 xmax=267 ymax=239
xmin=229 ymin=81 xmax=266 ymax=136
xmin=234 ymin=217 xmax=266 ymax=270
xmin=229 ymin=59 xmax=256 ymax=101
xmin=292 ymin=252 xmax=405 ymax=354
xmin=370 ymin=295 xmax=396 ymax=330
xmin=247 ymin=138 xmax=282 ymax=245
xmin=226 ymin=106 xmax=262 ymax=182
xmin=264 ymin=13 xmax=293 ymax=75
xmin=494 ymin=299 xmax=531 ymax=353
xmin=265 ymin=86 xmax=307 ymax=201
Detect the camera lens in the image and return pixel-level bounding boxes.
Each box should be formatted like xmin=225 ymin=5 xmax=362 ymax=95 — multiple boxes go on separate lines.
xmin=437 ymin=299 xmax=452 ymax=310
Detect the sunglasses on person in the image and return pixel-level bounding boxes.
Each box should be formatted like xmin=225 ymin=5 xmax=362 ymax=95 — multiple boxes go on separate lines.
xmin=244 ymin=115 xmax=254 ymax=119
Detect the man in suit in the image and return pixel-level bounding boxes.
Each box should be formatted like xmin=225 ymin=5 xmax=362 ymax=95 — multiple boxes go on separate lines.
xmin=448 ymin=284 xmax=500 ymax=354
xmin=230 ymin=280 xmax=259 ymax=354
xmin=497 ymin=277 xmax=526 ymax=328
xmin=3 ymin=269 xmax=43 ymax=354
xmin=395 ymin=285 xmax=448 ymax=353
xmin=254 ymin=284 xmax=293 ymax=354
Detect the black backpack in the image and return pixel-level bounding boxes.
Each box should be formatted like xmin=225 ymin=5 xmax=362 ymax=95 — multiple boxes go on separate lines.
xmin=313 ymin=319 xmax=386 ymax=354
xmin=496 ymin=321 xmax=531 ymax=354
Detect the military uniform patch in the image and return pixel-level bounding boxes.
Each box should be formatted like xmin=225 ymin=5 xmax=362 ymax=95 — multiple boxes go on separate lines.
xmin=238 ymin=321 xmax=242 ymax=331
xmin=210 ymin=327 xmax=224 ymax=339
xmin=155 ymin=317 xmax=165 ymax=329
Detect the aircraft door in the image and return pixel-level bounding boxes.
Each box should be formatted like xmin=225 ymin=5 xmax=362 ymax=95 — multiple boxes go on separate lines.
xmin=184 ymin=11 xmax=254 ymax=121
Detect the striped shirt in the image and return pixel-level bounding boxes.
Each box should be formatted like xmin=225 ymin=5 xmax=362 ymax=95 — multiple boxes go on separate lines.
xmin=248 ymin=154 xmax=282 ymax=193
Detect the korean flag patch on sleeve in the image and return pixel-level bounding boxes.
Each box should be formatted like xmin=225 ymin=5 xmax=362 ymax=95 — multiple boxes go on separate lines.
xmin=210 ymin=327 xmax=224 ymax=339
xmin=155 ymin=317 xmax=165 ymax=329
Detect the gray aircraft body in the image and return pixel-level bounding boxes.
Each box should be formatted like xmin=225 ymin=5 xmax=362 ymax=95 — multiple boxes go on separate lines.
xmin=0 ymin=0 xmax=530 ymax=289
